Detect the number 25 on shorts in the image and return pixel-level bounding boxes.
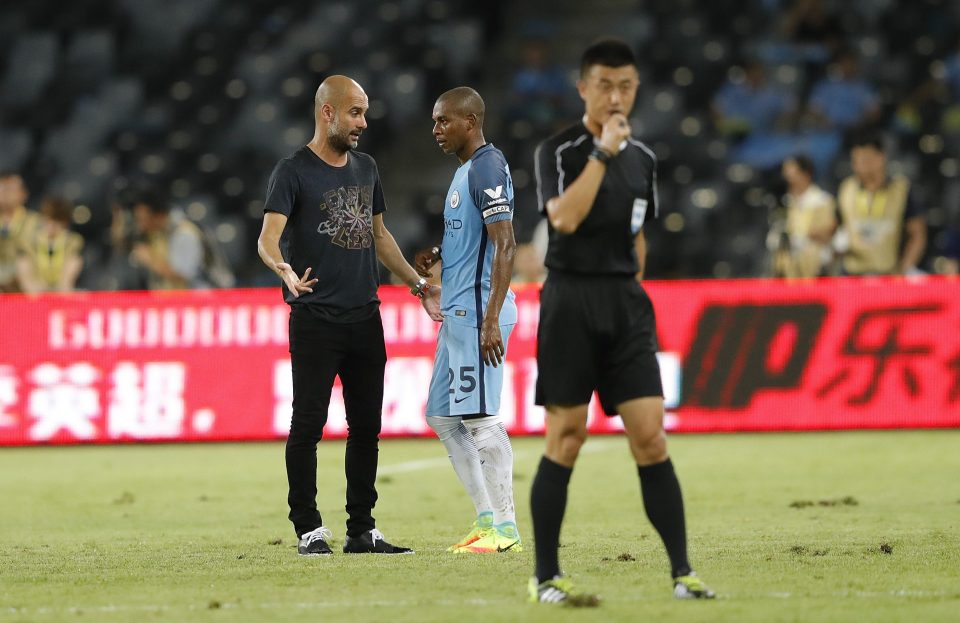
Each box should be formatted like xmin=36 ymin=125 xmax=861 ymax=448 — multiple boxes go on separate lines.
xmin=448 ymin=366 xmax=477 ymax=397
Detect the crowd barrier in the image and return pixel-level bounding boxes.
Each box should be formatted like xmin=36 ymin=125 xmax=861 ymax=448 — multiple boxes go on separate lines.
xmin=1 ymin=276 xmax=957 ymax=445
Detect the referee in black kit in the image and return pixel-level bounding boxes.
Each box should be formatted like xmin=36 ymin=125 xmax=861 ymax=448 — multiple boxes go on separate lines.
xmin=527 ymin=39 xmax=715 ymax=604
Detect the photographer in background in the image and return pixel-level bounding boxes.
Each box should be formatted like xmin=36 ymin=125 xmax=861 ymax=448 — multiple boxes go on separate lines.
xmin=128 ymin=188 xmax=213 ymax=290
xmin=0 ymin=171 xmax=40 ymax=293
xmin=16 ymin=196 xmax=84 ymax=293
xmin=835 ymin=132 xmax=926 ymax=275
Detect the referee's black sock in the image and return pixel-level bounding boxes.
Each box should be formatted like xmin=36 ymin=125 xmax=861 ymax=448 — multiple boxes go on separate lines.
xmin=530 ymin=455 xmax=572 ymax=583
xmin=638 ymin=458 xmax=691 ymax=578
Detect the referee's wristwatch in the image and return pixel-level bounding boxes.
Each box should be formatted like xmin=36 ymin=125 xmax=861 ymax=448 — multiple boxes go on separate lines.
xmin=589 ymin=147 xmax=615 ymax=164
xmin=410 ymin=277 xmax=432 ymax=298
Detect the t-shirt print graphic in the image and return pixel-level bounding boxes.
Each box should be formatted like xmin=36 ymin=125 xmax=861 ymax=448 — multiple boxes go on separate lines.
xmin=316 ymin=185 xmax=374 ymax=249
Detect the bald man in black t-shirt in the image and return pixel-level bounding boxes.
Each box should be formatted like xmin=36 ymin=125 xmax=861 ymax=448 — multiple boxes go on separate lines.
xmin=527 ymin=40 xmax=715 ymax=604
xmin=258 ymin=75 xmax=441 ymax=556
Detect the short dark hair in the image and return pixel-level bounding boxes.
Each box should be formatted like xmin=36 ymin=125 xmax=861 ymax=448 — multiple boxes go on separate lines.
xmin=850 ymin=130 xmax=885 ymax=152
xmin=580 ymin=38 xmax=637 ymax=78
xmin=41 ymin=196 xmax=73 ymax=225
xmin=787 ymin=154 xmax=815 ymax=177
xmin=113 ymin=185 xmax=138 ymax=210
xmin=129 ymin=186 xmax=170 ymax=215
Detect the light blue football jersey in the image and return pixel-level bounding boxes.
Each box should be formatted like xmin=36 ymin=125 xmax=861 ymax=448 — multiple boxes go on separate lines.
xmin=440 ymin=143 xmax=518 ymax=327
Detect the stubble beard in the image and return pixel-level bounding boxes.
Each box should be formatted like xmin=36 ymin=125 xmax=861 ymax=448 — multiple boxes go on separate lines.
xmin=328 ymin=119 xmax=356 ymax=153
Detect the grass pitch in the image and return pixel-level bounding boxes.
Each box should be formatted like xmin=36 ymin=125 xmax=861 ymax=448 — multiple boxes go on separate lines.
xmin=1 ymin=431 xmax=959 ymax=622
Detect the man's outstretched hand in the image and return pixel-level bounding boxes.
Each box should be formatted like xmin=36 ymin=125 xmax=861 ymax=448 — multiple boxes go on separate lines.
xmin=277 ymin=263 xmax=317 ymax=298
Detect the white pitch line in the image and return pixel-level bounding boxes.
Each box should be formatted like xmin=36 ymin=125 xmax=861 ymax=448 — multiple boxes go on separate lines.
xmin=378 ymin=455 xmax=452 ymax=475
xmin=378 ymin=437 xmax=623 ymax=476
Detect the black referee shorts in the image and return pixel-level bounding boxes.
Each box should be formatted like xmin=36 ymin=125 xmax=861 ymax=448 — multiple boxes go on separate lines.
xmin=534 ymin=273 xmax=663 ymax=415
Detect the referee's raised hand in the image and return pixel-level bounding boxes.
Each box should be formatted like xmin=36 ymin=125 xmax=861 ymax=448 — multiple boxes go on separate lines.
xmin=599 ymin=112 xmax=631 ymax=156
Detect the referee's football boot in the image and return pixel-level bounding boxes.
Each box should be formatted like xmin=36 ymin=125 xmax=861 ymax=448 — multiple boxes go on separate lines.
xmin=673 ymin=573 xmax=716 ymax=599
xmin=446 ymin=512 xmax=494 ymax=552
xmin=342 ymin=528 xmax=414 ymax=554
xmin=297 ymin=526 xmax=333 ymax=556
xmin=527 ymin=575 xmax=600 ymax=607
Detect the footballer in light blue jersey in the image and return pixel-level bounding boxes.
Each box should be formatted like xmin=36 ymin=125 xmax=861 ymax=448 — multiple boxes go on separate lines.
xmin=416 ymin=87 xmax=521 ymax=553
xmin=439 ymin=143 xmax=518 ymax=328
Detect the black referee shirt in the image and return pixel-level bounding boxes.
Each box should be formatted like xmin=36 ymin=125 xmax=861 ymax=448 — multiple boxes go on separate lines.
xmin=534 ymin=122 xmax=659 ymax=276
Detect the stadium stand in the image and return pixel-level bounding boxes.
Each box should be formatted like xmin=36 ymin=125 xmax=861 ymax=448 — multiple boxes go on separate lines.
xmin=1 ymin=0 xmax=958 ymax=285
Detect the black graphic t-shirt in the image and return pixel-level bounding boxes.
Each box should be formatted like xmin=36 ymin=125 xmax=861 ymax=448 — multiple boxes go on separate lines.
xmin=264 ymin=146 xmax=386 ymax=323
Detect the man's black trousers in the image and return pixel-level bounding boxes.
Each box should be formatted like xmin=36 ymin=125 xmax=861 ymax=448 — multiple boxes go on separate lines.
xmin=285 ymin=309 xmax=386 ymax=538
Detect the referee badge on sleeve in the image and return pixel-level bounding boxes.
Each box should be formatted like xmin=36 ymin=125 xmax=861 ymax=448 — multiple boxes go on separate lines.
xmin=631 ymin=198 xmax=648 ymax=234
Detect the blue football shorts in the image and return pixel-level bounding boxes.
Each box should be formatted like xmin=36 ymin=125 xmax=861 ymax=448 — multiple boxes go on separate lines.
xmin=425 ymin=320 xmax=515 ymax=418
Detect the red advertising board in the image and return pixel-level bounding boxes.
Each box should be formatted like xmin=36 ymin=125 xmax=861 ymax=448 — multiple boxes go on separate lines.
xmin=0 ymin=277 xmax=957 ymax=445
xmin=652 ymin=277 xmax=960 ymax=431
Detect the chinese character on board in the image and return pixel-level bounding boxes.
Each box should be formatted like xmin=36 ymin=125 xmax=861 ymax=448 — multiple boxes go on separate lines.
xmin=27 ymin=362 xmax=100 ymax=440
xmin=107 ymin=362 xmax=186 ymax=439
xmin=816 ymin=305 xmax=939 ymax=405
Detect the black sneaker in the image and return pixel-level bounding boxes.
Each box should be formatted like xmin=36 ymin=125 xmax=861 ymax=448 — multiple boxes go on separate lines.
xmin=343 ymin=529 xmax=414 ymax=554
xmin=297 ymin=526 xmax=333 ymax=556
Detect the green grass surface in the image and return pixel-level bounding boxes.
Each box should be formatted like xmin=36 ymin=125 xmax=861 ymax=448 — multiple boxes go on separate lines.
xmin=2 ymin=431 xmax=959 ymax=622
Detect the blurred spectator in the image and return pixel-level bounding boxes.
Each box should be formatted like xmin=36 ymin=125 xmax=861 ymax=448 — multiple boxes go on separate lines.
xmin=768 ymin=154 xmax=837 ymax=278
xmin=935 ymin=41 xmax=960 ymax=135
xmin=505 ymin=39 xmax=573 ymax=133
xmin=806 ymin=49 xmax=881 ymax=132
xmin=712 ymin=61 xmax=797 ymax=139
xmin=511 ymin=242 xmax=546 ymax=284
xmin=712 ymin=61 xmax=807 ymax=170
xmin=0 ymin=171 xmax=40 ymax=293
xmin=128 ymin=189 xmax=212 ymax=290
xmin=101 ymin=186 xmax=146 ymax=290
xmin=16 ymin=196 xmax=84 ymax=293
xmin=834 ymin=132 xmax=926 ymax=275
xmin=894 ymin=41 xmax=960 ymax=136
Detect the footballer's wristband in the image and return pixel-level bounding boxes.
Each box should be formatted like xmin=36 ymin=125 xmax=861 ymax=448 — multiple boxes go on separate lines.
xmin=410 ymin=277 xmax=431 ymax=298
